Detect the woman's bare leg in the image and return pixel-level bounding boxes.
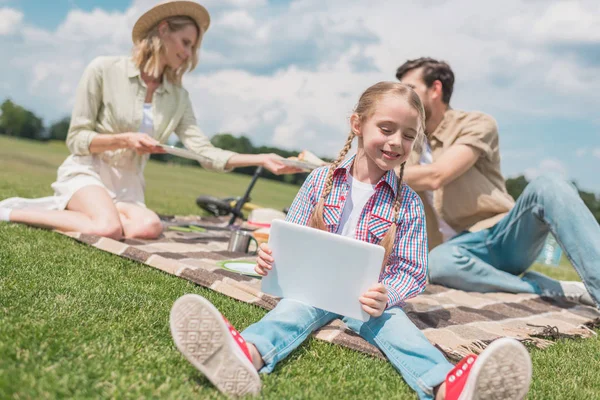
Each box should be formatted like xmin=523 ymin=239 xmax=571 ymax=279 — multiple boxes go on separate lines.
xmin=115 ymin=202 xmax=163 ymax=239
xmin=8 ymin=185 xmax=123 ymax=240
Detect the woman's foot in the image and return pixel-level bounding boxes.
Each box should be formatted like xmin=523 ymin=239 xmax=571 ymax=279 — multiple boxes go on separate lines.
xmin=170 ymin=294 xmax=261 ymax=397
xmin=444 ymin=338 xmax=532 ymax=400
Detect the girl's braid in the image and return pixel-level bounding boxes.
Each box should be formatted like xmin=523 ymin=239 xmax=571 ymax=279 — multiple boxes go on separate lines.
xmin=379 ymin=162 xmax=406 ymax=268
xmin=309 ymin=131 xmax=356 ymax=230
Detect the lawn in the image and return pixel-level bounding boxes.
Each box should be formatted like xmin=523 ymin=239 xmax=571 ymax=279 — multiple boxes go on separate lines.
xmin=1 ymin=136 xmax=598 ymax=399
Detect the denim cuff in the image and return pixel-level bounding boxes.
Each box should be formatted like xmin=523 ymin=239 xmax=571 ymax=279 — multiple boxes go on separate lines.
xmin=520 ymin=275 xmax=544 ymax=295
xmin=241 ymin=330 xmax=279 ymax=374
xmin=415 ymin=361 xmax=454 ymax=400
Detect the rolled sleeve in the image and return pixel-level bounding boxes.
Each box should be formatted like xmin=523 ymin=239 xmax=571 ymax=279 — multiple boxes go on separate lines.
xmin=285 ymin=169 xmax=318 ymax=226
xmin=66 ymin=57 xmax=104 ymax=155
xmin=381 ymin=193 xmax=428 ymax=308
xmin=453 ymin=113 xmax=498 ymax=160
xmin=175 ymin=93 xmax=236 ymax=172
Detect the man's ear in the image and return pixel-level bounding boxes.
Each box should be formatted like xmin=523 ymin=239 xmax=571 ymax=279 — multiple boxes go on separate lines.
xmin=431 ymin=80 xmax=443 ymax=101
xmin=350 ymin=114 xmax=362 ymax=137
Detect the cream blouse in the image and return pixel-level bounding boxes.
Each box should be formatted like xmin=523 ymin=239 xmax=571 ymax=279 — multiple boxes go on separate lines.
xmin=66 ymin=56 xmax=235 ymax=172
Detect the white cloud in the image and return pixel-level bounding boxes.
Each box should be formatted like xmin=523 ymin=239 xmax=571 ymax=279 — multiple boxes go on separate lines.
xmin=593 ymin=148 xmax=600 ymax=159
xmin=576 ymin=148 xmax=588 ymax=157
xmin=524 ymin=159 xmax=568 ymax=181
xmin=0 ymin=7 xmax=23 ymax=35
xmin=1 ymin=0 xmax=599 ymax=191
xmin=217 ymin=10 xmax=256 ymax=31
xmin=530 ymin=1 xmax=600 ymax=43
xmin=496 ymin=0 xmax=600 ymax=44
xmin=54 ymin=8 xmax=132 ymax=44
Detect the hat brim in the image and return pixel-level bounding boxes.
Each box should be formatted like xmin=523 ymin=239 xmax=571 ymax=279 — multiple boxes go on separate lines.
xmin=132 ymin=1 xmax=210 ymax=44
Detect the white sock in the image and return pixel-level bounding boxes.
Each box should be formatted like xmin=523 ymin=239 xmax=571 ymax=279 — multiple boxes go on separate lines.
xmin=0 ymin=207 xmax=12 ymax=222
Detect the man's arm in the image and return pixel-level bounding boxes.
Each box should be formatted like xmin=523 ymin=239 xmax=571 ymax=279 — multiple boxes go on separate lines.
xmin=403 ymin=145 xmax=480 ymax=191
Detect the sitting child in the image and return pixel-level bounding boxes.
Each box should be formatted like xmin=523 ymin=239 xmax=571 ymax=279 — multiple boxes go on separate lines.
xmin=169 ymin=82 xmax=532 ymax=400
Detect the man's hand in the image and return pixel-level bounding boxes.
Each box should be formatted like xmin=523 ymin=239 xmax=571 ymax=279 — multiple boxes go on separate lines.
xmin=359 ymin=283 xmax=388 ymax=318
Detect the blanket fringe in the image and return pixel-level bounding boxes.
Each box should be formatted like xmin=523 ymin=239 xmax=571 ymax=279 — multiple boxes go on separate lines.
xmin=439 ymin=331 xmax=579 ymax=363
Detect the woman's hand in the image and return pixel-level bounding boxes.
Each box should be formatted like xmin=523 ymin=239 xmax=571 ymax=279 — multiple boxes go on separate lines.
xmin=122 ymin=133 xmax=166 ymax=154
xmin=359 ymin=283 xmax=388 ymax=318
xmin=260 ymin=153 xmax=304 ymax=175
xmin=255 ymin=243 xmax=274 ymax=276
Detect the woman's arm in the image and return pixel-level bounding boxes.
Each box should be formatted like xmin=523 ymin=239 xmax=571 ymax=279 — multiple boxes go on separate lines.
xmin=224 ymin=153 xmax=299 ymax=174
xmin=88 ymin=132 xmax=164 ymax=154
xmin=175 ymin=94 xmax=300 ymax=174
xmin=66 ymin=58 xmax=104 ymax=156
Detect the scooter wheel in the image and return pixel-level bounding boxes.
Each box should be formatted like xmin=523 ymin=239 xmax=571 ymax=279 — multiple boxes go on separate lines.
xmin=196 ymin=195 xmax=233 ymax=217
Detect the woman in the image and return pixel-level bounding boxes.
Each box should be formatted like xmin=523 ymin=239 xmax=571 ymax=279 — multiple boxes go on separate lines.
xmin=0 ymin=1 xmax=297 ymax=240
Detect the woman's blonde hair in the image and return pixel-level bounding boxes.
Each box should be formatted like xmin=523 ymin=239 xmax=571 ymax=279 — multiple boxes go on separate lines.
xmin=309 ymin=81 xmax=426 ymax=265
xmin=131 ymin=16 xmax=203 ymax=85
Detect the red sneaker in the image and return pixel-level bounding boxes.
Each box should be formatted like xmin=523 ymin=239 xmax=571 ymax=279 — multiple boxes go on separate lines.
xmin=444 ymin=338 xmax=532 ymax=400
xmin=170 ymin=294 xmax=261 ymax=397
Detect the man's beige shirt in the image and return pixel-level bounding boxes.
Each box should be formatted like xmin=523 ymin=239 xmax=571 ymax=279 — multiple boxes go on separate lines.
xmin=66 ymin=56 xmax=235 ymax=171
xmin=408 ymin=109 xmax=515 ymax=249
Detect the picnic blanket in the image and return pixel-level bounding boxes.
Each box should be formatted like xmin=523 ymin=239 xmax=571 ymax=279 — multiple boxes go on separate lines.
xmin=60 ymin=215 xmax=600 ymax=361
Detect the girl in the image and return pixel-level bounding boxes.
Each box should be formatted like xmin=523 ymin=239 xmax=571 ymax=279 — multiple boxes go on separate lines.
xmin=0 ymin=1 xmax=297 ymax=240
xmin=169 ymin=82 xmax=533 ymax=400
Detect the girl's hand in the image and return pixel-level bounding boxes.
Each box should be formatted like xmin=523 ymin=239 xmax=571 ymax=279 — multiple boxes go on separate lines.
xmin=260 ymin=153 xmax=304 ymax=175
xmin=122 ymin=133 xmax=166 ymax=154
xmin=255 ymin=243 xmax=274 ymax=276
xmin=359 ymin=283 xmax=388 ymax=318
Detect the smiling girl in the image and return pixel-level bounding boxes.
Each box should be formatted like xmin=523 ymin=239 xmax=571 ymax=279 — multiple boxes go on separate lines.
xmin=169 ymin=82 xmax=533 ymax=400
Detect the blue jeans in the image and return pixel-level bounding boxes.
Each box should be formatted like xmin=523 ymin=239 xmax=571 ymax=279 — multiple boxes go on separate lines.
xmin=242 ymin=298 xmax=453 ymax=400
xmin=429 ymin=175 xmax=600 ymax=305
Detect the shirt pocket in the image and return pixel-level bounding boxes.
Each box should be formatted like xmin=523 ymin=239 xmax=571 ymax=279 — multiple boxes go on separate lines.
xmin=323 ymin=203 xmax=341 ymax=233
xmin=367 ymin=214 xmax=393 ymax=244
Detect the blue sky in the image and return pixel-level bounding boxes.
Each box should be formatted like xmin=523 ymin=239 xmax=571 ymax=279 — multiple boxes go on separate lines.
xmin=3 ymin=0 xmax=131 ymax=30
xmin=1 ymin=0 xmax=599 ymax=192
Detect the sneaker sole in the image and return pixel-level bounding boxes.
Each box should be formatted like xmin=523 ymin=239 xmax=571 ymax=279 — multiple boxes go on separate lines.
xmin=459 ymin=338 xmax=532 ymax=400
xmin=170 ymin=294 xmax=261 ymax=397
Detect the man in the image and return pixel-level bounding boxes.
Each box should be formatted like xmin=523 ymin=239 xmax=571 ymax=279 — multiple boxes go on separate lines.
xmin=396 ymin=57 xmax=599 ymax=307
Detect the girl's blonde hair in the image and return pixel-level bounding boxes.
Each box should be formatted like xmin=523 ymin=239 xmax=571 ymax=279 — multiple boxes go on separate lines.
xmin=309 ymin=81 xmax=426 ymax=265
xmin=131 ymin=16 xmax=203 ymax=86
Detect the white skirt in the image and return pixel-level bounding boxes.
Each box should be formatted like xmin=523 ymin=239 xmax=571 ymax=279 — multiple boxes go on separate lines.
xmin=0 ymin=153 xmax=147 ymax=211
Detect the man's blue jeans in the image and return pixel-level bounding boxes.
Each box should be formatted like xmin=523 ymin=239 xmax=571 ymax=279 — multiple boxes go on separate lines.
xmin=242 ymin=298 xmax=453 ymax=400
xmin=429 ymin=175 xmax=600 ymax=306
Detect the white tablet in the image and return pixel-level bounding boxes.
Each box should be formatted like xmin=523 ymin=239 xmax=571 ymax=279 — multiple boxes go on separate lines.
xmin=262 ymin=219 xmax=384 ymax=321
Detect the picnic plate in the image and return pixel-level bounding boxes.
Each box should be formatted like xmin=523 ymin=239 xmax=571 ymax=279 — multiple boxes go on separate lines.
xmin=158 ymin=144 xmax=211 ymax=163
xmin=218 ymin=260 xmax=261 ymax=277
xmin=280 ymin=158 xmax=321 ymax=171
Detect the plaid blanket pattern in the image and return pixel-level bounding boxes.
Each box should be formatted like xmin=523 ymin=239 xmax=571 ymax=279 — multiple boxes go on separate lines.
xmin=60 ymin=216 xmax=600 ymax=361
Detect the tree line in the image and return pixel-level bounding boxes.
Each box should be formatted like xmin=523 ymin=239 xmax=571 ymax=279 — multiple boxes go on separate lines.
xmin=1 ymin=98 xmax=599 ymax=224
xmin=0 ymin=99 xmax=316 ymax=185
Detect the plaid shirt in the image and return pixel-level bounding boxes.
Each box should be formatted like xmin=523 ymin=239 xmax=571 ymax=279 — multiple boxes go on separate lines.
xmin=286 ymin=155 xmax=428 ymax=308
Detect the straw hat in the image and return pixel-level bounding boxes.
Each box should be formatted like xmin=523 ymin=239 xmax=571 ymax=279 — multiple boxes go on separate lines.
xmin=132 ymin=1 xmax=210 ymax=44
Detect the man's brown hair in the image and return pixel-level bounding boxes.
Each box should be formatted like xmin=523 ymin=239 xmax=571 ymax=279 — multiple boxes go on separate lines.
xmin=396 ymin=57 xmax=455 ymax=104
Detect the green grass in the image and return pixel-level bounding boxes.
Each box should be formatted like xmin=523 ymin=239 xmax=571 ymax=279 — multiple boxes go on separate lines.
xmin=1 ymin=136 xmax=599 ymax=399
